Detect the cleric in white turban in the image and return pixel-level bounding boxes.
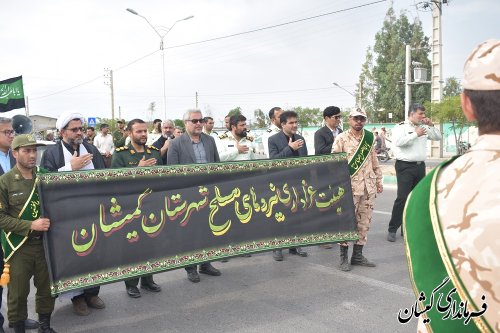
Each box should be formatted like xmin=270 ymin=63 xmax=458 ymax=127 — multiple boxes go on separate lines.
xmin=55 ymin=111 xmax=85 ymax=131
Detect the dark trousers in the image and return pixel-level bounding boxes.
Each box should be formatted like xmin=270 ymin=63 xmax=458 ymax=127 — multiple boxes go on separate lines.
xmin=124 ymin=275 xmax=155 ymax=288
xmin=71 ymin=286 xmax=100 ymax=301
xmin=388 ymin=160 xmax=426 ymax=233
xmin=185 ymin=263 xmax=210 ymax=273
xmin=7 ymin=240 xmax=55 ymax=323
xmin=102 ymin=155 xmax=112 ymax=168
xmin=0 ymin=245 xmax=4 ymax=328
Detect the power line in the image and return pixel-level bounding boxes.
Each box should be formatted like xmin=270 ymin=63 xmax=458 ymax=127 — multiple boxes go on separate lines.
xmin=30 ymin=0 xmax=386 ymax=100
xmin=164 ymin=0 xmax=387 ymax=50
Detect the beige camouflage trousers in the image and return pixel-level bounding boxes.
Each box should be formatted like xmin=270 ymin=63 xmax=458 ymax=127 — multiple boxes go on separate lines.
xmin=340 ymin=188 xmax=375 ymax=246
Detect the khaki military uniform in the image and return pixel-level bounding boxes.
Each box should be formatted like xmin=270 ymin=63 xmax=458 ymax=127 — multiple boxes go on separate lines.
xmin=111 ymin=144 xmax=162 ymax=168
xmin=217 ymin=132 xmax=256 ymax=161
xmin=332 ymin=129 xmax=382 ymax=245
xmin=414 ymin=134 xmax=500 ymax=332
xmin=0 ymin=166 xmax=55 ymax=323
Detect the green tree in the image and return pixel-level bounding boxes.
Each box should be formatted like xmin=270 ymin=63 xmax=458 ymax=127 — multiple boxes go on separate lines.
xmin=173 ymin=119 xmax=184 ymax=129
xmin=227 ymin=107 xmax=242 ymax=117
xmin=429 ymin=95 xmax=473 ymax=154
xmin=253 ymin=109 xmax=268 ymax=128
xmin=443 ymin=77 xmax=462 ymax=97
xmin=358 ymin=7 xmax=431 ymax=123
xmin=292 ymin=106 xmax=322 ymax=127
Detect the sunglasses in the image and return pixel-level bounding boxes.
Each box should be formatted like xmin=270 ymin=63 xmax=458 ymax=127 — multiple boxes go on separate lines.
xmin=66 ymin=127 xmax=84 ymax=133
xmin=186 ymin=119 xmax=205 ymax=124
xmin=351 ymin=116 xmax=367 ymax=122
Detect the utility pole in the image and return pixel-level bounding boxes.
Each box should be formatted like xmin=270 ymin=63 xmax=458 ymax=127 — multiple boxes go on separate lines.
xmin=404 ymin=45 xmax=412 ymax=122
xmin=195 ymin=91 xmax=198 ymax=108
xmin=104 ymin=68 xmax=115 ymax=120
xmin=431 ymin=0 xmax=444 ymax=157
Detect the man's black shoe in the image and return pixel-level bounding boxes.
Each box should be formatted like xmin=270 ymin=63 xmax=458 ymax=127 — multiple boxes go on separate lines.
xmin=126 ymin=286 xmax=141 ymax=298
xmin=199 ymin=263 xmax=221 ymax=276
xmin=289 ymin=247 xmax=308 ymax=257
xmin=273 ymin=250 xmax=283 ymax=261
xmin=141 ymin=282 xmax=161 ymax=292
xmin=187 ymin=270 xmax=200 ymax=283
xmin=8 ymin=318 xmax=39 ymax=329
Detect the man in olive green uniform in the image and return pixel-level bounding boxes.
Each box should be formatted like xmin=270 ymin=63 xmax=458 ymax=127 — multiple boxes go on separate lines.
xmin=112 ymin=119 xmax=127 ymax=148
xmin=0 ymin=135 xmax=57 ymax=333
xmin=111 ymin=119 xmax=162 ymax=298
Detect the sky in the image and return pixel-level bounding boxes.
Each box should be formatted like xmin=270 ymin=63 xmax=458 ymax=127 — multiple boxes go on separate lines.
xmin=1 ymin=0 xmax=498 ymax=127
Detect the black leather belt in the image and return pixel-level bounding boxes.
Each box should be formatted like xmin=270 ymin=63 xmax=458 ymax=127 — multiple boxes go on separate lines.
xmin=28 ymin=235 xmax=42 ymax=240
xmin=397 ymin=160 xmax=424 ymax=165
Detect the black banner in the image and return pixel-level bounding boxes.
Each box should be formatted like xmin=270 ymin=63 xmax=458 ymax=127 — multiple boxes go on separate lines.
xmin=38 ymin=155 xmax=357 ymax=295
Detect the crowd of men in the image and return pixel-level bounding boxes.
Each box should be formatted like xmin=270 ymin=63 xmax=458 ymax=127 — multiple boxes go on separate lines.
xmin=0 ymin=38 xmax=497 ymax=332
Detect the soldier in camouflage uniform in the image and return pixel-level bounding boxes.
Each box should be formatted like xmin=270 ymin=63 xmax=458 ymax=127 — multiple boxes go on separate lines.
xmin=332 ymin=109 xmax=383 ymax=271
xmin=405 ymin=39 xmax=500 ymax=333
xmin=111 ymin=119 xmax=162 ymax=298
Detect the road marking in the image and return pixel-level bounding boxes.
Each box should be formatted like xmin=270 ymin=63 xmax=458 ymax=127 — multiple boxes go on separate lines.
xmin=305 ymin=261 xmax=414 ymax=297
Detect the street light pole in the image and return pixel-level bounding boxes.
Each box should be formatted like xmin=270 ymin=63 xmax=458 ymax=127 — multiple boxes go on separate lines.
xmin=126 ymin=8 xmax=193 ymax=119
xmin=332 ymin=82 xmax=360 ymax=108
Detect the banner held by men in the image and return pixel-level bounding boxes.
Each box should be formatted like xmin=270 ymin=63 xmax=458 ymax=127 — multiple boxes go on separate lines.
xmin=0 ymin=76 xmax=26 ymax=113
xmin=38 ymin=154 xmax=358 ymax=295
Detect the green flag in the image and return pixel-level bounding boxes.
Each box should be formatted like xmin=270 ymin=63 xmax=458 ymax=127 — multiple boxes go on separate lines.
xmin=0 ymin=76 xmax=25 ymax=113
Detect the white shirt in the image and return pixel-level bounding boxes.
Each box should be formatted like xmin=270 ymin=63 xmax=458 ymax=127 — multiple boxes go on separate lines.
xmin=217 ymin=131 xmax=255 ymax=161
xmin=391 ymin=121 xmax=441 ymax=162
xmin=94 ymin=133 xmax=115 ymax=154
xmin=261 ymin=124 xmax=281 ymax=158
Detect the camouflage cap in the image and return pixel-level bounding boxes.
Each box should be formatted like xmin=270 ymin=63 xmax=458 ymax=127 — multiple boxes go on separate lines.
xmin=12 ymin=134 xmax=46 ymax=150
xmin=349 ymin=108 xmax=367 ymax=118
xmin=463 ymin=39 xmax=500 ymax=90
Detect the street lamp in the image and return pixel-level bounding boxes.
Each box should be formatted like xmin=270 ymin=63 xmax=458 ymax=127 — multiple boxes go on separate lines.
xmin=333 ymin=82 xmax=361 ymax=107
xmin=126 ymin=8 xmax=194 ymax=119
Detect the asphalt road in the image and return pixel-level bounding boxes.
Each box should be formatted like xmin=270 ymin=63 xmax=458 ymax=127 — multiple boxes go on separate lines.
xmin=5 ymin=186 xmax=418 ymax=333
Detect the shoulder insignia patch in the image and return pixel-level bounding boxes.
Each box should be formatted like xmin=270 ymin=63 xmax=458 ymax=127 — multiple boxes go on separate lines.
xmin=246 ymin=136 xmax=254 ymax=142
xmin=219 ymin=133 xmax=228 ymax=139
xmin=148 ymin=145 xmax=160 ymax=151
xmin=398 ymin=121 xmax=405 ymax=125
xmin=115 ymin=146 xmax=129 ymax=152
xmin=267 ymin=128 xmax=272 ymax=133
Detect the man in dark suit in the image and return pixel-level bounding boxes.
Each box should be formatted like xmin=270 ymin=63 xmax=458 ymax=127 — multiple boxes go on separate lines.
xmin=313 ymin=106 xmax=342 ymax=249
xmin=314 ymin=106 xmax=342 ymax=155
xmin=0 ymin=117 xmax=39 ymax=332
xmin=267 ymin=110 xmax=308 ymax=260
xmin=167 ymin=109 xmax=222 ymax=283
xmin=40 ymin=111 xmax=106 ymax=317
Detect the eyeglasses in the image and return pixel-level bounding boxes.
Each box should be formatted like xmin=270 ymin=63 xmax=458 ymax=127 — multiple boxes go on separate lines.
xmin=186 ymin=119 xmax=205 ymax=124
xmin=66 ymin=127 xmax=84 ymax=133
xmin=0 ymin=130 xmax=15 ymax=137
xmin=333 ymin=115 xmax=342 ymax=120
xmin=351 ymin=116 xmax=367 ymax=122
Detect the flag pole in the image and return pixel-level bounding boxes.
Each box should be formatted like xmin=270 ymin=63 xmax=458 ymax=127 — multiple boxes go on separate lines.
xmin=25 ymin=96 xmax=30 ymax=116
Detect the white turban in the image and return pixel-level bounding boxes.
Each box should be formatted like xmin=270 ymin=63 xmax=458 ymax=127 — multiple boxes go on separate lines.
xmin=56 ymin=111 xmax=85 ymax=131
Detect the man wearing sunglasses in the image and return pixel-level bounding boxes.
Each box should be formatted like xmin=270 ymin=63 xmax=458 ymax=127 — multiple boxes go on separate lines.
xmin=332 ymin=109 xmax=383 ymax=271
xmin=167 ymin=109 xmax=222 ymax=283
xmin=314 ymin=106 xmax=343 ymax=155
xmin=40 ymin=111 xmax=106 ymax=316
